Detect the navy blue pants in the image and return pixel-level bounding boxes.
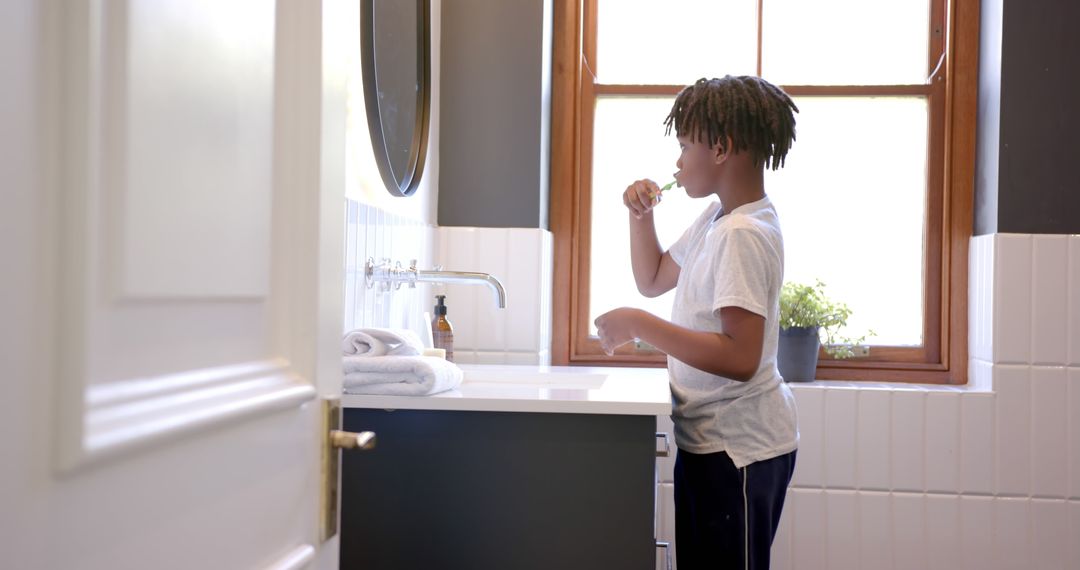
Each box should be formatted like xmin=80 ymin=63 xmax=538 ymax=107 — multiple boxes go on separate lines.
xmin=674 ymin=448 xmax=796 ymax=570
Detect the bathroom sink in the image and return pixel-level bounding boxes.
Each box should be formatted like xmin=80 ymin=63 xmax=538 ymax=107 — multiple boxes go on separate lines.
xmin=460 ymin=366 xmax=608 ymax=389
xmin=341 ymin=363 xmax=671 ymax=415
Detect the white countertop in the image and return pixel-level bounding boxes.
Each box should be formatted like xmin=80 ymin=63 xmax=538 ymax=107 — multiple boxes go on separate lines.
xmin=341 ymin=364 xmax=672 ymax=416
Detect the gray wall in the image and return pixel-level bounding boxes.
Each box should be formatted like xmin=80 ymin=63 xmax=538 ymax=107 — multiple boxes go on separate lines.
xmin=975 ymin=0 xmax=1080 ymax=235
xmin=439 ymin=0 xmax=1080 ymax=234
xmin=438 ymin=0 xmax=551 ymax=229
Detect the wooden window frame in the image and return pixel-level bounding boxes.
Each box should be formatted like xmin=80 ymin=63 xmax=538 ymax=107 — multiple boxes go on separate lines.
xmin=550 ymin=0 xmax=979 ymax=384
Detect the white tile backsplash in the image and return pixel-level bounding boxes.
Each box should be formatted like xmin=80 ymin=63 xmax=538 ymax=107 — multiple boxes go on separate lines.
xmin=856 ymin=388 xmax=892 ymax=491
xmin=993 ymin=233 xmax=1032 ymax=364
xmin=993 ymin=498 xmax=1031 ymax=569
xmin=436 ymin=226 xmax=553 ymax=364
xmin=1069 ymin=366 xmax=1080 ymax=500
xmin=773 ymin=234 xmax=1079 ymax=569
xmin=1031 ymin=235 xmax=1068 ymax=364
xmin=960 ymin=495 xmax=994 ymax=570
xmin=959 ymin=391 xmax=995 ymax=495
xmin=791 ymin=489 xmax=826 ymax=570
xmin=925 ymin=391 xmax=960 ymax=493
xmin=344 ymin=200 xmax=437 ymax=338
xmin=470 ymin=230 xmax=508 ymax=350
xmin=970 ymin=234 xmax=994 ymax=361
xmin=925 ymin=494 xmax=961 ymax=570
xmin=892 ymin=493 xmax=927 ymax=570
xmin=858 ymin=491 xmax=893 ymax=570
xmin=994 ymin=364 xmax=1031 ymax=496
xmin=823 ymin=388 xmax=857 ymax=489
xmin=1070 ymin=501 xmax=1080 ymax=569
xmin=343 ymin=206 xmax=552 ymax=363
xmin=1069 ymin=235 xmax=1080 ymax=365
xmin=791 ymin=387 xmax=825 ymax=487
xmin=969 ymin=356 xmax=994 ymax=390
xmin=770 ymin=489 xmax=795 ymax=570
xmin=504 ymin=229 xmax=546 ymax=351
xmin=436 ymin=227 xmax=478 ymax=349
xmin=890 ymin=390 xmax=926 ymax=492
xmin=1030 ymin=366 xmax=1068 ymax=498
xmin=1031 ymin=498 xmax=1068 ymax=570
xmin=825 ymin=490 xmax=859 ymax=570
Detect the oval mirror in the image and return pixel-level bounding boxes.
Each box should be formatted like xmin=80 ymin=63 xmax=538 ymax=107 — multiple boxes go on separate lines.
xmin=360 ymin=0 xmax=431 ymax=197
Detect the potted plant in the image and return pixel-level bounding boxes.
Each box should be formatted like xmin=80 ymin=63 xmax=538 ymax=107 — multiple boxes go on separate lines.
xmin=777 ymin=280 xmax=872 ymax=382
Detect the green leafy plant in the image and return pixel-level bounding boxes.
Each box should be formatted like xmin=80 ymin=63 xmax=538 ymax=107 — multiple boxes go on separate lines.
xmin=779 ymin=280 xmax=873 ymax=359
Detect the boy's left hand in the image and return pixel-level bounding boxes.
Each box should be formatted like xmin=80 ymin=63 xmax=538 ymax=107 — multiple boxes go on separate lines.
xmin=594 ymin=307 xmax=645 ymax=355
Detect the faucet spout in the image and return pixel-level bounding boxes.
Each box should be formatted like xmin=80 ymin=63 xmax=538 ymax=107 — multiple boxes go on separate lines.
xmin=415 ymin=270 xmax=506 ymax=308
xmin=364 ymin=258 xmax=507 ymax=309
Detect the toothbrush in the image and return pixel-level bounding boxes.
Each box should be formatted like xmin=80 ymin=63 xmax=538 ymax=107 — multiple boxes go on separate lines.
xmin=649 ymin=179 xmax=678 ymax=203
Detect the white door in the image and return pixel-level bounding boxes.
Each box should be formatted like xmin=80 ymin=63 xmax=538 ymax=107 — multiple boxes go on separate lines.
xmin=1 ymin=1 xmax=354 ymax=568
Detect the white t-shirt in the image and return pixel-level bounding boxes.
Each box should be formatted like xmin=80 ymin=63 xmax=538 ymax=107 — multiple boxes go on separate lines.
xmin=667 ymin=196 xmax=799 ymax=468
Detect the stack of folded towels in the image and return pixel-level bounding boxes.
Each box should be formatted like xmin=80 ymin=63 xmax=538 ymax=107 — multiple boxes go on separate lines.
xmin=341 ymin=328 xmax=463 ymax=396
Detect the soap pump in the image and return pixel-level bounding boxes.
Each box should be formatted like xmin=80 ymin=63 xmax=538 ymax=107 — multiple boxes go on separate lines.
xmin=431 ymin=295 xmax=454 ymax=362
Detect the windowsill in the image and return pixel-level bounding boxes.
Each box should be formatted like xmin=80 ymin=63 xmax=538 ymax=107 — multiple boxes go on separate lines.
xmin=565 ymin=361 xmax=993 ymax=392
xmin=786 ymin=378 xmax=993 ymax=394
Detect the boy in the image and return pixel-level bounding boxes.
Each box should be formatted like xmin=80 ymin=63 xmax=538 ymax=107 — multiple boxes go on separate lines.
xmin=594 ymin=76 xmax=799 ymax=570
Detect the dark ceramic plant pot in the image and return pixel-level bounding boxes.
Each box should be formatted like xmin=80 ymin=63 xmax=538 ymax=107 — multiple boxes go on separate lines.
xmin=778 ymin=326 xmax=820 ymax=382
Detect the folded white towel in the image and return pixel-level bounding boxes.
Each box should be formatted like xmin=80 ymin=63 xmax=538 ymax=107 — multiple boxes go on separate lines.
xmin=343 ymin=355 xmax=463 ymax=396
xmin=342 ymin=328 xmax=425 ymax=357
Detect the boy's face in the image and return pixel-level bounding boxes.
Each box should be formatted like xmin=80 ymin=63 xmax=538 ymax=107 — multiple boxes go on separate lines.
xmin=675 ymin=133 xmax=726 ymax=198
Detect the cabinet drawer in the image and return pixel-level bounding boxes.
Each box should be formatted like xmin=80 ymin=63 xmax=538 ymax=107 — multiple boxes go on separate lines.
xmin=341 ymin=408 xmax=657 ymax=570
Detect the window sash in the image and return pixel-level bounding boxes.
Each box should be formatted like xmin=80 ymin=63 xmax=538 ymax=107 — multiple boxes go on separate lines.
xmin=550 ymin=0 xmax=975 ymax=384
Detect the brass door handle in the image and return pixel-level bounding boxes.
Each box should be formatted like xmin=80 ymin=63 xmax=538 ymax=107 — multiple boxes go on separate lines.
xmin=322 ymin=398 xmax=378 ymax=543
xmin=329 ymin=429 xmax=376 ymax=450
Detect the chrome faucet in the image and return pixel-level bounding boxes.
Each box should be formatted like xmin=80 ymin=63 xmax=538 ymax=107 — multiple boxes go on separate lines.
xmin=365 ymin=258 xmax=507 ymax=308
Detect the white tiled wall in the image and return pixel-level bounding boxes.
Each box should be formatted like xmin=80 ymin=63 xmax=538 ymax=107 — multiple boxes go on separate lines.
xmin=344 ymin=199 xmax=554 ymax=365
xmin=434 ymin=227 xmax=553 ymax=365
xmin=722 ymin=232 xmax=1080 ymax=570
xmin=653 ymin=233 xmax=1080 ymax=569
xmin=343 ymin=200 xmax=438 ymax=338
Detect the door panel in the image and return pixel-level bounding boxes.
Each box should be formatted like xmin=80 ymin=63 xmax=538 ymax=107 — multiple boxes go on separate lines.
xmin=0 ymin=0 xmax=346 ymax=568
xmin=117 ymin=0 xmax=274 ymax=299
xmin=54 ymin=0 xmax=315 ymax=470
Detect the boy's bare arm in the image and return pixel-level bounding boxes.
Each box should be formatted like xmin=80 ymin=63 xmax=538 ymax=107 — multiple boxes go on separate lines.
xmin=624 ymin=180 xmax=679 ymax=296
xmin=628 ymin=214 xmax=680 ymax=296
xmin=594 ymin=306 xmax=765 ymax=382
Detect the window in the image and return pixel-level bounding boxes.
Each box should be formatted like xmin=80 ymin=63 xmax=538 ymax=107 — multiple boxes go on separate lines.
xmin=551 ymin=0 xmax=978 ymax=383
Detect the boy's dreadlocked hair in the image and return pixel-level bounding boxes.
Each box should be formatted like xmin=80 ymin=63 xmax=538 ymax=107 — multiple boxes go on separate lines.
xmin=664 ymin=76 xmax=799 ymax=170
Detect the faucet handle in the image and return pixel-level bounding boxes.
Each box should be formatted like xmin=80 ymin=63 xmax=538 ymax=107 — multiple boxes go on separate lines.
xmin=407 ymin=260 xmax=419 ymax=288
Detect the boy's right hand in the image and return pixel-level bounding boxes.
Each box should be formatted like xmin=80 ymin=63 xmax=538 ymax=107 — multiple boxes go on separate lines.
xmin=623 ymin=179 xmax=661 ymax=220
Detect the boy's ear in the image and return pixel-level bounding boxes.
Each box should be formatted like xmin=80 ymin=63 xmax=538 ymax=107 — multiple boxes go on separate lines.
xmin=713 ymin=136 xmax=732 ymax=164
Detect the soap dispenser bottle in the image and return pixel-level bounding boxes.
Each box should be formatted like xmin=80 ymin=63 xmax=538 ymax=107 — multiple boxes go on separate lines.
xmin=431 ymin=295 xmax=454 ymax=362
